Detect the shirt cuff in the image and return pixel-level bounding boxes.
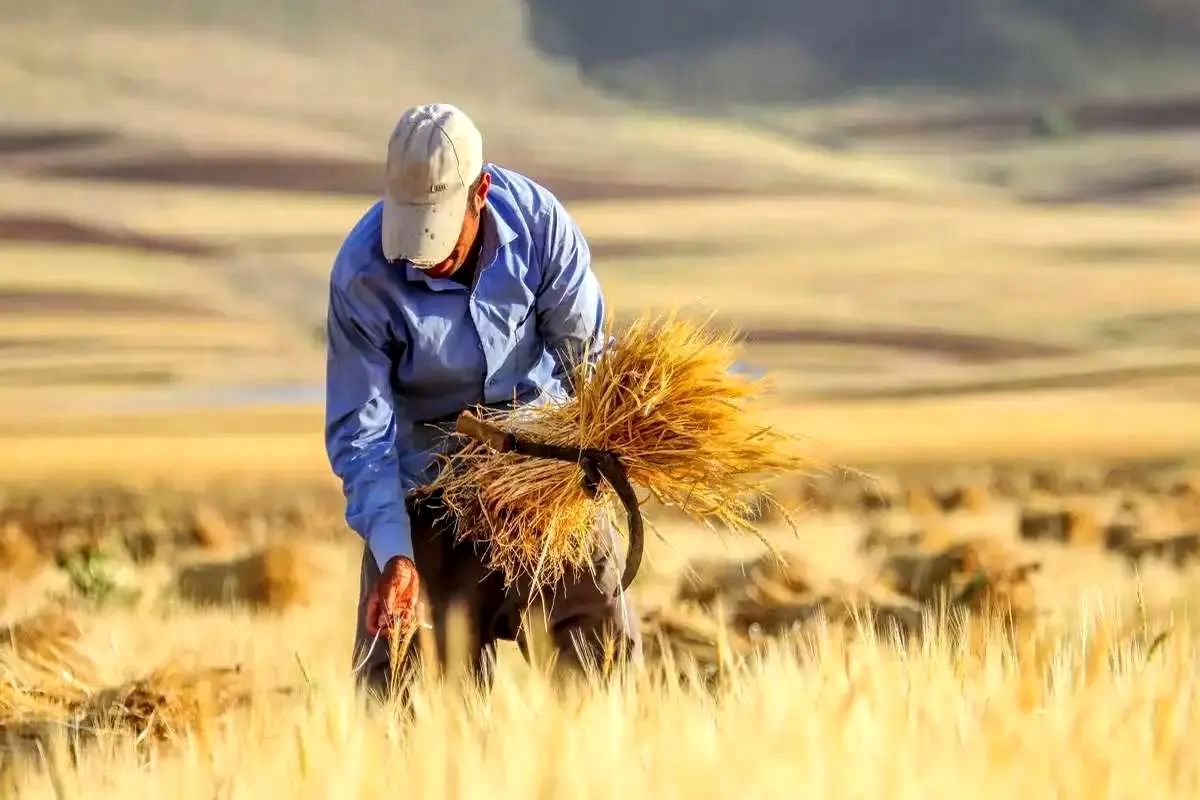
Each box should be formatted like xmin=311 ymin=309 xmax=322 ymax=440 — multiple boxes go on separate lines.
xmin=368 ymin=525 xmax=415 ymax=571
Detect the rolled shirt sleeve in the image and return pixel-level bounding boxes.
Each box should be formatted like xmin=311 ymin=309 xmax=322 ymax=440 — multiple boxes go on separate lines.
xmin=324 ymin=279 xmax=414 ymax=569
xmin=534 ymin=194 xmax=606 ymax=392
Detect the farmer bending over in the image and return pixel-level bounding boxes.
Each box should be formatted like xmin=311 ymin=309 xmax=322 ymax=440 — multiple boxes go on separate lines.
xmin=324 ymin=103 xmax=641 ymax=698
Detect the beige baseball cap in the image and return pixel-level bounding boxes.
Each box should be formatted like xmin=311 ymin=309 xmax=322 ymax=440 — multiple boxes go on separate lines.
xmin=382 ymin=103 xmax=483 ymax=266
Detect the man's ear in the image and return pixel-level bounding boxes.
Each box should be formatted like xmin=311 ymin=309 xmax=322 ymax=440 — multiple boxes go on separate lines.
xmin=473 ymin=171 xmax=492 ymax=211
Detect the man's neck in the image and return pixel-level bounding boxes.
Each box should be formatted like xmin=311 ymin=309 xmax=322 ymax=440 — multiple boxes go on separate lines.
xmin=449 ymin=212 xmax=487 ymax=288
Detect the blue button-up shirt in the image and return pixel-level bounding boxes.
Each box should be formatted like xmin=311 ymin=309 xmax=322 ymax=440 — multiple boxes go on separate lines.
xmin=324 ymin=164 xmax=605 ymax=569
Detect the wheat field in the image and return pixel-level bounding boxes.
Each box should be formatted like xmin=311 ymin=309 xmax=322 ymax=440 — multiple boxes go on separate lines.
xmin=5 ymin=592 xmax=1196 ymax=798
xmin=2 ymin=462 xmax=1199 ymax=798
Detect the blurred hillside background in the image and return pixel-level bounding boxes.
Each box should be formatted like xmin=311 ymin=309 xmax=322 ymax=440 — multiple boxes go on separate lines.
xmin=2 ymin=0 xmax=1200 ymax=475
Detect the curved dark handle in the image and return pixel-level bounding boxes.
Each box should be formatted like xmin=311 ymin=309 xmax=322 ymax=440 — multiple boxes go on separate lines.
xmin=595 ymin=455 xmax=644 ymax=591
xmin=455 ymin=410 xmax=514 ymax=452
xmin=454 ymin=409 xmax=645 ymax=590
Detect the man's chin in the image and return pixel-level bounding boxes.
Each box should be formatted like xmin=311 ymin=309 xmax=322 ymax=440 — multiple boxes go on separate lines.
xmin=425 ymin=260 xmax=459 ymax=278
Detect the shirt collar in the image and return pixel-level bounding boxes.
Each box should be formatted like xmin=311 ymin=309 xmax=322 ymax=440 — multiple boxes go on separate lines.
xmin=402 ymin=199 xmax=515 ymax=291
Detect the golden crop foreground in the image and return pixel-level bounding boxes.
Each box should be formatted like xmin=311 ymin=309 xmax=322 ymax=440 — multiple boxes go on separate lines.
xmin=5 ymin=606 xmax=1196 ymax=799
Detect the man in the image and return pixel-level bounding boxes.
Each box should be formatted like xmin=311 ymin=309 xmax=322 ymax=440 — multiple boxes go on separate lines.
xmin=324 ymin=103 xmax=641 ymax=698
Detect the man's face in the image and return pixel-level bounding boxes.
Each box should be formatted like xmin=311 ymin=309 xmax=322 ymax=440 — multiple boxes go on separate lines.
xmin=421 ymin=173 xmax=491 ymax=279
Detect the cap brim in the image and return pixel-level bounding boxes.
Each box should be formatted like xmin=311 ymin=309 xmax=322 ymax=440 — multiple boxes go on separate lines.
xmin=381 ymin=190 xmax=467 ymax=266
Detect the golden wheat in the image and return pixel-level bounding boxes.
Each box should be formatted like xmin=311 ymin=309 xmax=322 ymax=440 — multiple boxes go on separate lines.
xmin=430 ymin=313 xmax=817 ymax=588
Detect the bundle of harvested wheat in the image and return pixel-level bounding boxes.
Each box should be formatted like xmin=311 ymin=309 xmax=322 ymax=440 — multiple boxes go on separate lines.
xmin=0 ymin=523 xmax=43 ymax=606
xmin=0 ymin=608 xmax=97 ymax=737
xmin=175 ymin=542 xmax=319 ymax=610
xmin=675 ymin=553 xmax=814 ymax=609
xmin=882 ymin=539 xmax=1040 ymax=626
xmin=2 ymin=624 xmax=259 ymax=749
xmin=0 ymin=523 xmax=41 ymax=577
xmin=72 ymin=660 xmax=253 ymax=744
xmin=0 ymin=608 xmax=98 ymax=687
xmin=429 ymin=313 xmax=816 ymax=588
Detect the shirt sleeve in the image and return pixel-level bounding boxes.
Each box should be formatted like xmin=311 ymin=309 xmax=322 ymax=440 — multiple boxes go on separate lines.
xmin=324 ymin=278 xmax=414 ymax=569
xmin=534 ymin=194 xmax=607 ymax=394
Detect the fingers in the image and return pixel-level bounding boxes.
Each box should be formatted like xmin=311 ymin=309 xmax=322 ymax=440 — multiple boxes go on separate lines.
xmin=389 ymin=590 xmax=419 ymax=633
xmin=392 ymin=565 xmax=416 ymax=595
xmin=367 ymin=590 xmax=418 ymax=637
xmin=365 ymin=593 xmax=382 ymax=635
xmin=366 ymin=588 xmax=413 ymax=635
xmin=377 ymin=606 xmax=396 ymax=635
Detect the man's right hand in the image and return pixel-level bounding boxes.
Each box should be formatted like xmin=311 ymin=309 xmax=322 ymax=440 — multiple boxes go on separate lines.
xmin=365 ymin=555 xmax=421 ymax=636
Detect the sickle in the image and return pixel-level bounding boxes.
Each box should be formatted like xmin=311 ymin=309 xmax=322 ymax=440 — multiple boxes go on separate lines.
xmin=455 ymin=410 xmax=645 ymax=590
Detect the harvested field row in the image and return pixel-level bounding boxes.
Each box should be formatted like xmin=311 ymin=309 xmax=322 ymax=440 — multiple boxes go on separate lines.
xmin=1050 ymin=242 xmax=1200 ymax=266
xmin=0 ymin=127 xmax=116 ymax=156
xmin=0 ymin=464 xmax=1197 ymax=797
xmin=0 ymin=608 xmax=264 ymax=756
xmin=801 ymin=358 xmax=1200 ymax=401
xmin=822 ymin=93 xmax=1200 ymax=143
xmin=38 ymin=153 xmax=779 ymax=202
xmin=0 ymin=214 xmax=219 ymax=257
xmin=0 ymin=289 xmax=220 ymax=317
xmin=0 ymin=456 xmax=1194 ymax=628
xmin=647 ymin=535 xmax=1040 ymax=678
xmin=0 ymin=338 xmax=254 ymax=356
xmin=739 ymin=325 xmax=1077 ymax=363
xmin=0 ymin=365 xmax=177 ymax=388
xmin=1028 ymin=165 xmax=1200 ymax=205
xmin=2 ymin=458 xmax=1195 ymax=563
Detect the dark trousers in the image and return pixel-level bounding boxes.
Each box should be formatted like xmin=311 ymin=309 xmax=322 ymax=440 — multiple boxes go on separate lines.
xmin=352 ymin=494 xmax=641 ymax=700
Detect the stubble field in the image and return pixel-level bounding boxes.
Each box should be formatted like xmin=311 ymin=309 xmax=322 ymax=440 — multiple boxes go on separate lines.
xmin=2 ymin=452 xmax=1199 ymax=797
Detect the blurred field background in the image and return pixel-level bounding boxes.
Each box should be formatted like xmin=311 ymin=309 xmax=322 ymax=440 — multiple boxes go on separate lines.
xmin=2 ymin=1 xmax=1200 ymax=796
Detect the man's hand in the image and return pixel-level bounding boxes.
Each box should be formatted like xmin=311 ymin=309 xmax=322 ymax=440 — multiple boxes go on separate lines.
xmin=365 ymin=556 xmax=421 ymax=636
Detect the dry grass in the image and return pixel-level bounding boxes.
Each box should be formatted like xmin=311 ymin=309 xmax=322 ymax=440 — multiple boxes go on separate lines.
xmin=881 ymin=539 xmax=1041 ymax=628
xmin=189 ymin=504 xmax=237 ymax=552
xmin=1 ymin=608 xmax=257 ymax=753
xmin=658 ymin=534 xmax=1040 ymax=667
xmin=0 ymin=608 xmax=99 ymax=693
xmin=72 ymin=660 xmax=255 ymax=746
xmin=4 ymin=603 xmax=1198 ymax=799
xmin=0 ymin=462 xmax=1198 ymax=794
xmin=0 ymin=469 xmax=1197 ymax=796
xmin=0 ymin=523 xmax=41 ymax=596
xmin=430 ymin=313 xmax=816 ymax=588
xmin=1 ymin=609 xmax=100 ymax=744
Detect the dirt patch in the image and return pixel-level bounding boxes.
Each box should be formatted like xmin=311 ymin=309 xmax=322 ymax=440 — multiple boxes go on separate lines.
xmin=0 ymin=127 xmax=117 ymax=156
xmin=0 ymin=289 xmax=220 ymax=317
xmin=810 ymin=360 xmax=1200 ymax=401
xmin=1074 ymin=96 xmax=1200 ymax=134
xmin=0 ymin=215 xmax=220 ymax=257
xmin=1094 ymin=311 xmax=1200 ymax=348
xmin=739 ymin=326 xmax=1077 ymax=363
xmin=1026 ymin=165 xmax=1200 ymax=205
xmin=45 ymin=154 xmax=381 ymax=195
xmin=0 ymin=337 xmax=251 ymax=356
xmin=588 ymin=238 xmax=743 ymax=261
xmin=825 ymin=94 xmax=1200 ymax=143
xmin=0 ymin=365 xmax=177 ymax=387
xmin=1050 ymin=243 xmax=1200 ymax=265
